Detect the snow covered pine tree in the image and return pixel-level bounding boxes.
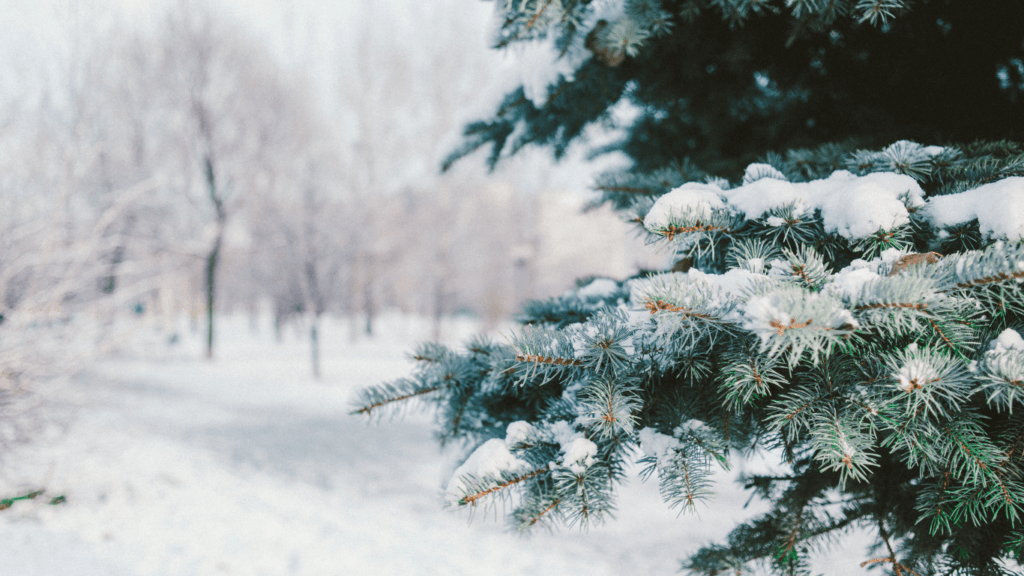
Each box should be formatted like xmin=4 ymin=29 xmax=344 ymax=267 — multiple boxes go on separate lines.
xmin=354 ymin=2 xmax=1024 ymax=574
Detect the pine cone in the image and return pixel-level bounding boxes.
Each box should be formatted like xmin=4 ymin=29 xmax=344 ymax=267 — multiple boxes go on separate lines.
xmin=671 ymin=257 xmax=693 ymax=272
xmin=585 ymin=20 xmax=626 ymax=68
xmin=887 ymin=252 xmax=942 ymax=276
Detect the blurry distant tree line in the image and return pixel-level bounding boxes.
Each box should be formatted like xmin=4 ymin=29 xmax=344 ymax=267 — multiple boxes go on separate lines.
xmin=0 ymin=0 xmax=560 ymax=388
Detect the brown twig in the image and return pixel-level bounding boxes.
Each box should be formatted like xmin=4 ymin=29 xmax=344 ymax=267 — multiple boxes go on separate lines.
xmin=954 ymin=269 xmax=1024 ymax=290
xmin=459 ymin=466 xmax=550 ymax=506
xmin=524 ymin=0 xmax=554 ymax=31
xmin=515 ymin=354 xmax=583 ymax=367
xmin=354 ymin=386 xmax=442 ymax=415
xmin=769 ymin=318 xmax=813 ymax=336
xmin=657 ymin=222 xmax=729 ymax=240
xmin=528 ymin=499 xmax=562 ymax=526
xmin=854 ymin=302 xmax=928 ymax=311
xmin=644 ymin=299 xmax=716 ymax=320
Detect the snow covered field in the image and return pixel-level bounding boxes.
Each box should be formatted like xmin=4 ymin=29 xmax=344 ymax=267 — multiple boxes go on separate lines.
xmin=0 ymin=314 xmax=872 ymax=575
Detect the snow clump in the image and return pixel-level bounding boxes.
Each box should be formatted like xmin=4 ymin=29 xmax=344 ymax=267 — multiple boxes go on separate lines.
xmin=989 ymin=329 xmax=1024 ymax=355
xmin=740 ymin=291 xmax=857 ymax=344
xmin=675 ymin=419 xmax=709 ymax=436
xmin=644 ymin=170 xmax=925 ymax=241
xmin=894 ymin=358 xmax=940 ymax=393
xmin=446 ymin=439 xmax=531 ymax=504
xmin=547 ymin=421 xmax=594 ymax=466
xmin=560 ymin=438 xmax=598 ymax=474
xmin=637 ymin=427 xmax=679 ymax=466
xmin=742 ymin=163 xmax=787 ymax=184
xmin=576 ymin=278 xmax=620 ymax=299
xmin=643 ymin=181 xmax=729 ymax=231
xmin=505 ymin=421 xmax=536 ymax=449
xmin=925 ymin=177 xmax=1024 ymax=241
xmin=827 ymin=258 xmax=882 ymax=300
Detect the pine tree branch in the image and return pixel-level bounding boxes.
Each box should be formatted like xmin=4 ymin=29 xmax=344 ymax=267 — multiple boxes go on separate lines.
xmin=595 ymin=185 xmax=661 ymax=195
xmin=928 ymin=319 xmax=957 ymax=353
xmin=524 ymin=0 xmax=554 ymax=32
xmin=459 ymin=465 xmax=550 ymax=506
xmin=528 ymin=498 xmax=562 ymax=526
xmin=954 ymin=270 xmax=1024 ymax=290
xmin=865 ymin=521 xmax=922 ymax=576
xmin=854 ymin=302 xmax=928 ymax=311
xmin=515 ymin=354 xmax=583 ymax=366
xmin=352 ymin=385 xmax=442 ymax=416
xmin=0 ymin=490 xmax=44 ymax=511
xmin=655 ymin=223 xmax=731 ymax=240
xmin=643 ymin=299 xmax=719 ymax=320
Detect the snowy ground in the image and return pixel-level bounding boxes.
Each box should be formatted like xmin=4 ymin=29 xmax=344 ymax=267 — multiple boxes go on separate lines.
xmin=0 ymin=313 xmax=873 ymax=575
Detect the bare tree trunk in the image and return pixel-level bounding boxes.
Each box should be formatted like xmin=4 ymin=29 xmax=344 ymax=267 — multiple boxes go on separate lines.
xmin=304 ymin=253 xmax=323 ymax=379
xmin=204 ymin=234 xmax=221 ymax=359
xmin=203 ymin=155 xmax=226 ymax=360
xmin=431 ymin=252 xmax=450 ymax=341
xmin=346 ymin=256 xmax=359 ymax=343
xmin=362 ymin=252 xmax=375 ymax=337
xmin=310 ymin=314 xmax=321 ymax=380
xmin=431 ymin=279 xmax=444 ymax=342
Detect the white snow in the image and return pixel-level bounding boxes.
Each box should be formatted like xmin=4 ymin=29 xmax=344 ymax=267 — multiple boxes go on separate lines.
xmin=561 ymin=438 xmax=598 ymax=474
xmin=637 ymin=427 xmax=678 ymax=465
xmin=895 ymin=357 xmax=940 ymax=393
xmin=0 ymin=313 xmax=875 ymax=575
xmin=740 ymin=290 xmax=857 ymax=344
xmin=741 ymin=163 xmax=787 ymax=184
xmin=644 ymin=170 xmax=925 ymax=240
xmin=446 ymin=439 xmax=532 ymax=504
xmin=510 ymin=34 xmax=585 ymax=107
xmin=719 ymin=177 xmax=806 ymax=221
xmin=708 ymin=268 xmax=764 ymax=297
xmin=502 ymin=0 xmax=629 ymax=109
xmin=638 ymin=181 xmax=729 ymax=230
xmin=827 ymin=259 xmax=882 ymax=299
xmin=741 ymin=294 xmax=792 ymax=343
xmin=576 ymin=278 xmax=620 ymax=299
xmin=836 ymin=428 xmax=856 ymax=459
xmin=548 ymin=419 xmax=583 ymax=446
xmin=744 ymin=257 xmax=766 ymax=274
xmin=989 ymin=329 xmax=1024 ymax=355
xmin=674 ymin=419 xmax=709 ymax=436
xmin=924 ymin=177 xmax=1024 ymax=241
xmin=810 ymin=172 xmax=923 ymax=238
xmin=642 ymin=181 xmax=729 ymax=231
xmin=505 ymin=420 xmax=536 ymax=449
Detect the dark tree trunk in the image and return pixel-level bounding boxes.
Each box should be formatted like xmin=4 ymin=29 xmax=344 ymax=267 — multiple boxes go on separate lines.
xmin=362 ymin=253 xmax=375 ymax=337
xmin=310 ymin=317 xmax=321 ymax=380
xmin=100 ymin=245 xmax=125 ymax=294
xmin=304 ymin=256 xmax=323 ymax=380
xmin=202 ymin=154 xmax=226 ymax=360
xmin=204 ymin=235 xmax=221 ymax=359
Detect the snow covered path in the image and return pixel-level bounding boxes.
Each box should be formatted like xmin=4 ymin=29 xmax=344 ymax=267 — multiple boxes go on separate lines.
xmin=0 ymin=316 xmax=869 ymax=575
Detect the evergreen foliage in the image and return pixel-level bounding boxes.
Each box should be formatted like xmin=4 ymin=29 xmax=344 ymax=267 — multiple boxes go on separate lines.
xmin=444 ymin=0 xmax=1024 ymax=175
xmin=356 ymin=140 xmax=1024 ymax=573
xmin=355 ymin=1 xmax=1024 ymax=574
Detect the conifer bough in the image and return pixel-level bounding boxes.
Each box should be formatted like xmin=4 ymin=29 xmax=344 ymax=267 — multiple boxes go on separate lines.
xmin=356 ymin=1 xmax=1024 ymax=573
xmin=354 ymin=140 xmax=1024 ymax=574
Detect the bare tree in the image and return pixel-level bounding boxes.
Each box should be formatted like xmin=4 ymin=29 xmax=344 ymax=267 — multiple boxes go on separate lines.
xmin=156 ymin=1 xmax=299 ymax=359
